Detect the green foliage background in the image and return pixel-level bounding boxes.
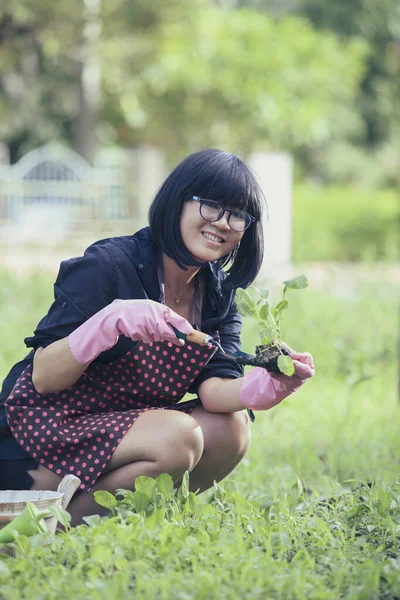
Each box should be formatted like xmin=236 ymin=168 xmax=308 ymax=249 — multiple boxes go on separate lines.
xmin=292 ymin=185 xmax=400 ymax=262
xmin=2 ymin=0 xmax=399 ymax=187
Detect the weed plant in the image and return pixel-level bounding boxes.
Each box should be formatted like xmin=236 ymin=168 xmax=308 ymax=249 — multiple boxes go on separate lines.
xmin=0 ymin=267 xmax=399 ymax=599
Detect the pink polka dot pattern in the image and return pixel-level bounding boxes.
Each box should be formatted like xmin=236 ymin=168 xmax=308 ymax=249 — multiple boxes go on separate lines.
xmin=5 ymin=340 xmax=217 ymax=491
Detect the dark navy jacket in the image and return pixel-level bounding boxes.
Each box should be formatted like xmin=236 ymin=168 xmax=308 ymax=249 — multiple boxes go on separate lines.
xmin=0 ymin=227 xmax=244 ymax=458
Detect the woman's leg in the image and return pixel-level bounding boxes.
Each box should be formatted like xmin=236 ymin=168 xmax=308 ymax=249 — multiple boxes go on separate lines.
xmin=29 ymin=409 xmax=204 ymax=525
xmin=188 ymin=406 xmax=251 ymax=493
xmin=28 ymin=406 xmax=250 ymax=524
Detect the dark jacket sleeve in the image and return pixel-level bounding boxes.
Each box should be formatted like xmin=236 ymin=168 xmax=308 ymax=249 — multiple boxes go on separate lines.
xmin=188 ymin=298 xmax=244 ymax=394
xmin=24 ymin=243 xmax=117 ymax=350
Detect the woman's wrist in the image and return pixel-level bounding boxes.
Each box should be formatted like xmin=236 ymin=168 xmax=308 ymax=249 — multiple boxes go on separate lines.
xmin=32 ymin=338 xmax=87 ymax=395
xmin=198 ymin=376 xmax=245 ymax=413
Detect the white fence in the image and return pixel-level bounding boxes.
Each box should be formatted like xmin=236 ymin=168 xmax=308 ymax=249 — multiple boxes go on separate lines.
xmin=1 ymin=145 xmax=126 ymax=221
xmin=0 ymin=144 xmax=292 ymax=275
xmin=0 ymin=144 xmax=167 ymax=244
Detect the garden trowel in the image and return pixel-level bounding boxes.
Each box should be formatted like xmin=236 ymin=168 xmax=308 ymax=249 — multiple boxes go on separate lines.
xmin=169 ymin=325 xmax=255 ymax=362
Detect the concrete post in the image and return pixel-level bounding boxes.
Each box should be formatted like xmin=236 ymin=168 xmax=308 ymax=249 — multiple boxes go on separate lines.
xmin=0 ymin=143 xmax=10 ymax=219
xmin=134 ymin=146 xmax=167 ymax=229
xmin=248 ymin=151 xmax=293 ymax=281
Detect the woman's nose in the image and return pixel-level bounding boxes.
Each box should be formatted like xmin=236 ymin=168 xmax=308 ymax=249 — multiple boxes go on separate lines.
xmin=216 ymin=210 xmax=231 ymax=229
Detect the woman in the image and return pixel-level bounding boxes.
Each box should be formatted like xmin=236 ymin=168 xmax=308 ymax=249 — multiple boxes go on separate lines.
xmin=0 ymin=149 xmax=314 ymax=525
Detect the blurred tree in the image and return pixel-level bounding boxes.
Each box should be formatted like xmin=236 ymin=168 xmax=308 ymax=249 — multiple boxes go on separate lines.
xmin=298 ymin=0 xmax=400 ymax=151
xmin=100 ymin=3 xmax=367 ymax=162
xmin=0 ymin=0 xmax=194 ymax=161
xmin=238 ymin=0 xmax=400 ymax=148
xmin=0 ymin=0 xmax=368 ymax=166
xmin=0 ymin=0 xmax=86 ymax=161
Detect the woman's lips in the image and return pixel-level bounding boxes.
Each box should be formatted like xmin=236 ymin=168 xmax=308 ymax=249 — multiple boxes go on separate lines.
xmin=201 ymin=231 xmax=225 ymax=244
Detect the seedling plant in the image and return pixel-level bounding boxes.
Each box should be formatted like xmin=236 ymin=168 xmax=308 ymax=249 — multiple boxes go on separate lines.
xmin=235 ymin=275 xmax=308 ymax=376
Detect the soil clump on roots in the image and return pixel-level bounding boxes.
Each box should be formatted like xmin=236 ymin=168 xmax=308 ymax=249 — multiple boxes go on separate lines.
xmin=234 ymin=345 xmax=289 ymax=374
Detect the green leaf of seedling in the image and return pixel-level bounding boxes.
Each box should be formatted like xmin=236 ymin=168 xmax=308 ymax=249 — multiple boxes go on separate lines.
xmin=236 ymin=288 xmax=253 ymax=304
xmin=183 ymin=492 xmax=199 ymax=515
xmin=274 ymin=300 xmax=289 ymax=316
xmin=115 ymin=488 xmax=135 ymax=503
xmin=177 ymin=471 xmax=190 ymax=505
xmin=283 ymin=275 xmax=308 ymax=292
xmin=236 ymin=289 xmax=257 ymax=317
xmin=278 ymin=354 xmax=295 ymax=376
xmin=135 ymin=476 xmax=157 ymax=499
xmin=259 ymin=301 xmax=272 ymax=321
xmin=27 ymin=532 xmax=51 ymax=549
xmin=132 ymin=491 xmax=152 ymax=513
xmin=156 ymin=473 xmax=175 ymax=500
xmin=259 ymin=327 xmax=276 ymax=346
xmin=47 ymin=505 xmax=71 ymax=530
xmin=260 ymin=288 xmax=270 ymax=299
xmin=93 ymin=490 xmax=118 ymax=511
xmin=82 ymin=514 xmax=102 ymax=527
xmin=212 ymin=480 xmax=222 ymax=500
xmin=236 ymin=300 xmax=254 ymax=317
xmin=145 ymin=507 xmax=166 ymax=528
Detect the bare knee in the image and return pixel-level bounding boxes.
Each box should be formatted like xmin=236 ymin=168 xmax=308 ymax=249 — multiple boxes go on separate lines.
xmin=156 ymin=412 xmax=204 ymax=474
xmin=186 ymin=408 xmax=251 ymax=494
xmin=218 ymin=411 xmax=251 ymax=461
xmin=196 ymin=409 xmax=251 ymax=462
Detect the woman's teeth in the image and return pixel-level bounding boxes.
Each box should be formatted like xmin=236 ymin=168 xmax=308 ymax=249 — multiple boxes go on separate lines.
xmin=202 ymin=232 xmax=223 ymax=243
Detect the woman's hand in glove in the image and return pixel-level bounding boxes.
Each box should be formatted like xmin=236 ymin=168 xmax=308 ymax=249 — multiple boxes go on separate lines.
xmin=68 ymin=299 xmax=194 ymax=365
xmin=239 ymin=345 xmax=314 ymax=411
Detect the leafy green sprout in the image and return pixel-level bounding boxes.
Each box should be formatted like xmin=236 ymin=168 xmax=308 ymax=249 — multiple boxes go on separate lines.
xmin=236 ymin=275 xmax=309 ymax=376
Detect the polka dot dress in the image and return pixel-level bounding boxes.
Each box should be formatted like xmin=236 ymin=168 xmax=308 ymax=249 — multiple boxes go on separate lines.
xmin=5 ymin=341 xmax=216 ymax=491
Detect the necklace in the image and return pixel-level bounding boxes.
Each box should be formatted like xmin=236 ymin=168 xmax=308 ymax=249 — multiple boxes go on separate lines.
xmin=164 ymin=278 xmax=192 ymax=304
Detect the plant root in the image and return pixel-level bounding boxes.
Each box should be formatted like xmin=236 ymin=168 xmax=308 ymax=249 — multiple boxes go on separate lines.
xmin=234 ymin=345 xmax=289 ymax=373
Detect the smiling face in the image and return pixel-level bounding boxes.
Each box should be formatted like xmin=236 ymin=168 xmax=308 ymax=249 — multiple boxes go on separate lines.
xmin=180 ymin=198 xmax=244 ymax=263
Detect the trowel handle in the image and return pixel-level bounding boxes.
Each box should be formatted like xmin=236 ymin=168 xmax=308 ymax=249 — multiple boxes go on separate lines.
xmin=186 ymin=330 xmax=214 ymax=346
xmin=169 ymin=324 xmax=214 ymax=347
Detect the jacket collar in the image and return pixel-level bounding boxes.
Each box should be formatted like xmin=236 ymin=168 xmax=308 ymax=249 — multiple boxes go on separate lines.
xmin=113 ymin=226 xmax=224 ymax=308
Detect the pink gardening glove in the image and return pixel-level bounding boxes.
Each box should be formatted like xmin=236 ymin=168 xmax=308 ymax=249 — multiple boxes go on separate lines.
xmin=69 ymin=299 xmax=194 ymax=365
xmin=239 ymin=346 xmax=315 ymax=411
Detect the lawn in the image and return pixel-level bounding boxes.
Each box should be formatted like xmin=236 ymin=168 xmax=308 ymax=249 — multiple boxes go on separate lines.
xmin=0 ymin=265 xmax=399 ymax=599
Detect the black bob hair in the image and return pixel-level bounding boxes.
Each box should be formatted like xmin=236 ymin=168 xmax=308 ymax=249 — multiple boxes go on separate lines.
xmin=148 ymin=149 xmax=266 ymax=291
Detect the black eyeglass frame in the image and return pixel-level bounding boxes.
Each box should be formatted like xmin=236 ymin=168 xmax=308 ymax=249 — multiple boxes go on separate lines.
xmin=191 ymin=195 xmax=256 ymax=232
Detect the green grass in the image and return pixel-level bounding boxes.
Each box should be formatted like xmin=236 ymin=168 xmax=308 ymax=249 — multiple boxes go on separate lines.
xmin=292 ymin=184 xmax=400 ymax=262
xmin=0 ymin=266 xmax=399 ymax=599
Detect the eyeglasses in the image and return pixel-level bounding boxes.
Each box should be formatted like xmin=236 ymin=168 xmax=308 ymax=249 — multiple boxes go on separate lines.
xmin=192 ymin=196 xmax=255 ymax=232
